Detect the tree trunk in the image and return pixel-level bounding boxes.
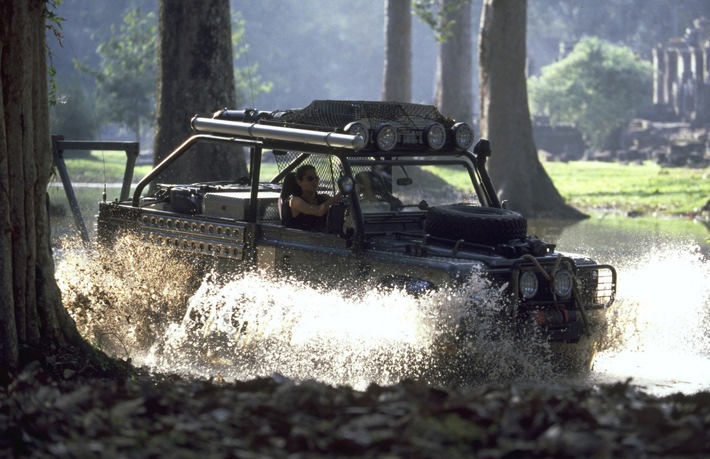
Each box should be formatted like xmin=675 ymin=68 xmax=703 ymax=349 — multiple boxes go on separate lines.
xmin=382 ymin=0 xmax=412 ymax=102
xmin=154 ymin=0 xmax=247 ymax=183
xmin=0 ymin=0 xmax=86 ymax=369
xmin=479 ymin=0 xmax=585 ymax=219
xmin=434 ymin=0 xmax=473 ymax=123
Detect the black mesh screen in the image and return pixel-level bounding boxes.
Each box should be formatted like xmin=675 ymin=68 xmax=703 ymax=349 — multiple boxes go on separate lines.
xmin=276 ymin=100 xmax=453 ymax=129
xmin=272 ymin=151 xmax=343 ymax=195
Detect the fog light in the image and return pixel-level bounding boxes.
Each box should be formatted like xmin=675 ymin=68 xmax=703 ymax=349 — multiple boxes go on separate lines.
xmin=424 ymin=123 xmax=446 ymax=150
xmin=344 ymin=121 xmax=369 ymax=146
xmin=553 ymin=269 xmax=574 ymax=298
xmin=375 ymin=124 xmax=397 ymax=151
xmin=453 ymin=122 xmax=474 ymax=150
xmin=519 ymin=271 xmax=538 ymax=299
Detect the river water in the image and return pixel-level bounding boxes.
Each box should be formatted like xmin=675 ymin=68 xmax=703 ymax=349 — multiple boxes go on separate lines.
xmin=530 ymin=216 xmax=710 ymax=396
xmin=51 ymin=192 xmax=710 ymax=396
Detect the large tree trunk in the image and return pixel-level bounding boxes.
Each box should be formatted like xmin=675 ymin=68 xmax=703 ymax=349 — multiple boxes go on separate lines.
xmin=382 ymin=0 xmax=412 ymax=102
xmin=433 ymin=0 xmax=473 ymax=123
xmin=154 ymin=0 xmax=246 ymax=183
xmin=479 ymin=0 xmax=585 ymax=219
xmin=0 ymin=0 xmax=85 ymax=369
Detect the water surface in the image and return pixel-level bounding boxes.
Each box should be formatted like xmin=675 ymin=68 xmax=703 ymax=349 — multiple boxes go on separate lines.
xmin=530 ymin=215 xmax=710 ymax=396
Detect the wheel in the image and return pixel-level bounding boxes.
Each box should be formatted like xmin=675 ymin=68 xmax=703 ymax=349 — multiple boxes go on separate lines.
xmin=424 ymin=204 xmax=527 ymax=245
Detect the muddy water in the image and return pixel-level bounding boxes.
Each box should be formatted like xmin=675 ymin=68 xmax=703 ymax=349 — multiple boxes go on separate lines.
xmin=53 ymin=203 xmax=710 ymax=395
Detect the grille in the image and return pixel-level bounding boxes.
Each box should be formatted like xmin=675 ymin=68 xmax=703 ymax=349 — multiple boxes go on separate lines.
xmin=578 ymin=265 xmax=616 ymax=309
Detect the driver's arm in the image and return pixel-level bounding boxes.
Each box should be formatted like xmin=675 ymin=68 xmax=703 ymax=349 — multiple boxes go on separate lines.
xmin=290 ymin=192 xmax=343 ymax=217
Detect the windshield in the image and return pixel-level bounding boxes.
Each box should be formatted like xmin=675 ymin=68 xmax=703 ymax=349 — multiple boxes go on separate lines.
xmin=263 ymin=150 xmax=482 ymax=211
xmin=350 ymin=157 xmax=481 ymax=211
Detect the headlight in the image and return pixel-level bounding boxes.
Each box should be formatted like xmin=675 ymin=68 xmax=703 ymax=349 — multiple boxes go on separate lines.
xmin=453 ymin=122 xmax=474 ymax=150
xmin=519 ymin=271 xmax=538 ymax=299
xmin=424 ymin=123 xmax=446 ymax=150
xmin=553 ymin=269 xmax=574 ymax=298
xmin=375 ymin=124 xmax=397 ymax=151
xmin=344 ymin=121 xmax=369 ymax=146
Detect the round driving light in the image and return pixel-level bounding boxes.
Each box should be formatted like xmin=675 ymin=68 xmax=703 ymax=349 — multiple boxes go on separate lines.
xmin=553 ymin=269 xmax=574 ymax=298
xmin=424 ymin=123 xmax=446 ymax=150
xmin=375 ymin=124 xmax=397 ymax=151
xmin=344 ymin=121 xmax=369 ymax=146
xmin=519 ymin=271 xmax=538 ymax=299
xmin=453 ymin=122 xmax=475 ymax=150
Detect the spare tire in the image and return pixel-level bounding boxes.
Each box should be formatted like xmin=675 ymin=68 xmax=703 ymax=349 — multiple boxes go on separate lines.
xmin=424 ymin=204 xmax=527 ymax=245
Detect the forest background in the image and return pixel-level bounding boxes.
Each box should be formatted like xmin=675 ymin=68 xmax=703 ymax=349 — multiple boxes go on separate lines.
xmin=48 ymin=0 xmax=710 ymax=217
xmin=49 ymin=0 xmax=708 ymax=147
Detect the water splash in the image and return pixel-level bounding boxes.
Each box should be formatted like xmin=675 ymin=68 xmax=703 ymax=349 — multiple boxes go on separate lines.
xmin=592 ymin=242 xmax=710 ymax=394
xmin=56 ymin=235 xmax=563 ymax=389
xmin=145 ymin=272 xmax=439 ymax=388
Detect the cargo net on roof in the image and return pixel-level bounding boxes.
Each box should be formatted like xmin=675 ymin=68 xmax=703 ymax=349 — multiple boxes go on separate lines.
xmin=276 ymin=100 xmax=453 ymax=130
xmin=272 ymin=151 xmax=343 ymax=196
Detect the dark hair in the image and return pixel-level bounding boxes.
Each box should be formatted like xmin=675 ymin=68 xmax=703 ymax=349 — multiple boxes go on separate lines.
xmin=295 ymin=164 xmax=316 ymax=181
xmin=282 ymin=164 xmax=316 ymax=200
xmin=281 ymin=172 xmax=300 ymax=198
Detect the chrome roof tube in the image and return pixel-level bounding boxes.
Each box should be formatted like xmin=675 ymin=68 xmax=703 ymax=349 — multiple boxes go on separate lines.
xmin=191 ymin=116 xmax=365 ymax=151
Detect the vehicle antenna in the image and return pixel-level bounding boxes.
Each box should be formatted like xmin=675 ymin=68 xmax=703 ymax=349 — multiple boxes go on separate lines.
xmin=238 ymin=25 xmax=255 ymax=108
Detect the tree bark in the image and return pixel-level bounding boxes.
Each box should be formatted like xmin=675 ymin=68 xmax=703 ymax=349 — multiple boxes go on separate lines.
xmin=154 ymin=0 xmax=246 ymax=183
xmin=479 ymin=0 xmax=585 ymax=219
xmin=0 ymin=0 xmax=86 ymax=369
xmin=434 ymin=0 xmax=474 ymax=123
xmin=382 ymin=0 xmax=412 ymax=102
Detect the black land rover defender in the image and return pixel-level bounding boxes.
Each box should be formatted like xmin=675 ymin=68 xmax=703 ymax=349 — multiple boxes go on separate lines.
xmin=97 ymin=100 xmax=616 ymax=367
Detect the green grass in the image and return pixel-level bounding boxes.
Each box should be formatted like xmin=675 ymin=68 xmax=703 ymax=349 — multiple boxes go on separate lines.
xmin=57 ymin=151 xmax=710 ymax=216
xmin=423 ymin=161 xmax=710 ymax=216
xmin=540 ymin=159 xmax=710 ymax=216
xmin=56 ymin=151 xmax=153 ymax=183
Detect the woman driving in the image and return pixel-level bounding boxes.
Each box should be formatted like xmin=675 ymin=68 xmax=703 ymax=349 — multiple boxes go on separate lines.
xmin=281 ymin=164 xmax=343 ymax=231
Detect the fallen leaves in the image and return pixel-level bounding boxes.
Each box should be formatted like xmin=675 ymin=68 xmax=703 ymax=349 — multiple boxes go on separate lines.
xmin=1 ymin=364 xmax=709 ymax=458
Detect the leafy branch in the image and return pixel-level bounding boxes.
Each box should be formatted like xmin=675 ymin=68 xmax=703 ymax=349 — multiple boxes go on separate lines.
xmin=44 ymin=0 xmax=65 ymax=105
xmin=413 ymin=0 xmax=471 ymax=42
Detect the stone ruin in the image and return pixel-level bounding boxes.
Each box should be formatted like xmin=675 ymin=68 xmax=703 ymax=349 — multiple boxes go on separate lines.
xmin=535 ymin=17 xmax=710 ymax=168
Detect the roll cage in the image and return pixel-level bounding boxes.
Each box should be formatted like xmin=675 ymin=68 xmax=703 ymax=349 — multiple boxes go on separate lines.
xmin=128 ymin=102 xmax=501 ymax=249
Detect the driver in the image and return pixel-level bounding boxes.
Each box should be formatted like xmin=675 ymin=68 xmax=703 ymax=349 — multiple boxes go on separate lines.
xmin=281 ymin=164 xmax=343 ymax=231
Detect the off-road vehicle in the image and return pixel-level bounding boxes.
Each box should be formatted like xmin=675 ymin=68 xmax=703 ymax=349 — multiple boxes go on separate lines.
xmin=97 ymin=100 xmax=616 ymax=370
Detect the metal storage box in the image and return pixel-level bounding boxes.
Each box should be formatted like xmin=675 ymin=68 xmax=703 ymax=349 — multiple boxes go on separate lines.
xmin=202 ymin=191 xmax=280 ymax=220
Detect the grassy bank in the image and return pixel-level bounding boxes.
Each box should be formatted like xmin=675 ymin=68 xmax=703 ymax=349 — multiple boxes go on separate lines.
xmin=56 ymin=151 xmax=710 ymax=217
xmin=541 ymin=159 xmax=710 ymax=216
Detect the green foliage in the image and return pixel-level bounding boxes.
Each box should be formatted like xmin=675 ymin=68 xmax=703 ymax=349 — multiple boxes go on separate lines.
xmin=49 ymin=79 xmax=99 ymax=141
xmin=528 ymin=0 xmax=710 ymax=59
xmin=75 ymin=7 xmax=157 ymax=140
xmin=231 ymin=11 xmax=272 ymax=105
xmin=528 ymin=37 xmax=652 ymax=150
xmin=74 ymin=8 xmax=269 ymax=136
xmin=413 ymin=0 xmax=470 ymax=42
xmin=44 ymin=0 xmax=65 ymax=105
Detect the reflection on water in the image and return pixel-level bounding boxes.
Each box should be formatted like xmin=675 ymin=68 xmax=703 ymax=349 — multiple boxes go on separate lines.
xmin=53 ymin=208 xmax=710 ymax=395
